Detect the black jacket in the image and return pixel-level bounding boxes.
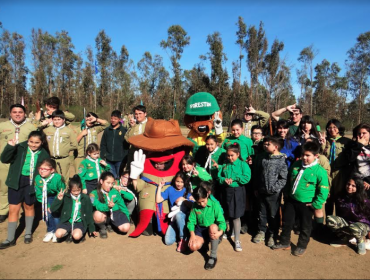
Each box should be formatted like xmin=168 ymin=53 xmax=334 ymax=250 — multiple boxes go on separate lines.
xmin=100 ymin=124 xmax=129 ymax=162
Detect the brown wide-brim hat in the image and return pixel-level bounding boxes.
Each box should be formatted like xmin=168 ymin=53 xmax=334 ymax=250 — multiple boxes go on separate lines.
xmin=128 ymin=117 xmax=194 ymax=152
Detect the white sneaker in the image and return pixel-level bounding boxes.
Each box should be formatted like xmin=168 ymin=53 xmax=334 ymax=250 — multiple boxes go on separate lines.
xmin=43 ymin=232 xmax=54 ymax=243
xmin=365 ymin=239 xmax=370 ymax=250
xmin=52 ymin=234 xmax=58 ymax=243
xmin=349 ymin=238 xmax=357 ymax=245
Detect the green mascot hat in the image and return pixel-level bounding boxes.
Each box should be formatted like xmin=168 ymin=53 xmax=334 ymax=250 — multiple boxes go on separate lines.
xmin=185 ymin=92 xmax=220 ymax=116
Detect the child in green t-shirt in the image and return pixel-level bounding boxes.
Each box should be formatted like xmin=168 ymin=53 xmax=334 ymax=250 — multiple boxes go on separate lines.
xmin=272 ymin=141 xmax=329 ymax=256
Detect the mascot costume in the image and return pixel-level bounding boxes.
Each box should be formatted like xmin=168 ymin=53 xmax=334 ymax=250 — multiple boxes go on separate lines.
xmin=128 ymin=118 xmax=194 ymax=237
xmin=184 ymin=92 xmax=225 ymax=154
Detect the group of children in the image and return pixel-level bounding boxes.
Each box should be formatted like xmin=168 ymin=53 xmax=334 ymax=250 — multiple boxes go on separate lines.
xmin=0 ymin=107 xmax=369 ymax=271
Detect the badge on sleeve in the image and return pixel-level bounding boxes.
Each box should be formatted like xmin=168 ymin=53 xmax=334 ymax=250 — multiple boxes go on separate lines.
xmin=119 ymin=131 xmax=122 ymax=135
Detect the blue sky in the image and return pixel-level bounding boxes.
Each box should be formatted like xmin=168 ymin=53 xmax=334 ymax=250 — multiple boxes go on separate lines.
xmin=1 ymin=0 xmax=369 ymax=98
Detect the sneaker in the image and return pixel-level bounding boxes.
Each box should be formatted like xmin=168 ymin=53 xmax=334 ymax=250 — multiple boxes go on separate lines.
xmin=0 ymin=239 xmax=16 ymax=250
xmin=235 ymin=240 xmax=242 ymax=252
xmin=107 ymin=224 xmax=114 ymax=233
xmin=52 ymin=234 xmax=58 ymax=243
xmin=204 ymin=257 xmax=217 ymax=270
xmin=222 ymin=231 xmax=234 ymax=239
xmin=357 ymin=241 xmax=366 ymax=255
xmin=272 ymin=243 xmax=291 ymax=250
xmin=176 ymin=239 xmax=184 ymax=252
xmin=267 ymin=236 xmax=275 ymax=247
xmin=349 ymin=237 xmax=357 ymax=245
xmin=330 ymin=238 xmax=348 ymax=248
xmin=292 ymin=247 xmax=306 ymax=257
xmin=43 ymin=232 xmax=54 ymax=243
xmin=252 ymin=231 xmax=265 ymax=244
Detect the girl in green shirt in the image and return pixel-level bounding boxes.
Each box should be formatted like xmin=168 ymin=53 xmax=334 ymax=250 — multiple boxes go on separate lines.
xmin=113 ymin=171 xmax=136 ymax=215
xmin=34 ymin=159 xmax=65 ymax=243
xmin=181 ymin=155 xmax=212 ymax=190
xmin=90 ymin=172 xmax=130 ymax=239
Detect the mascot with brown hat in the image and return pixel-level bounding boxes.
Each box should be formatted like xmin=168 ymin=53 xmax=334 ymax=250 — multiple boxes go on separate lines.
xmin=128 ymin=118 xmax=194 ymax=237
xmin=184 ymin=92 xmax=225 ymax=153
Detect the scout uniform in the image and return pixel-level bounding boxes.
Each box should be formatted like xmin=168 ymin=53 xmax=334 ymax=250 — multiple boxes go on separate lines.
xmin=124 ymin=118 xmax=147 ymax=170
xmin=242 ymin=110 xmax=270 ymax=138
xmin=115 ymin=179 xmax=136 ymax=215
xmin=35 ymin=111 xmax=75 ymax=129
xmin=194 ymin=146 xmax=226 ymax=180
xmin=78 ymin=157 xmax=111 ymax=194
xmin=218 ymin=158 xmax=251 ymax=219
xmin=222 ymin=134 xmax=254 ymax=161
xmin=43 ymin=124 xmax=77 ymax=183
xmin=187 ymin=198 xmax=227 ymax=236
xmin=51 ymin=192 xmax=95 ymax=235
xmin=279 ymin=159 xmax=329 ymax=250
xmin=90 ymin=188 xmax=130 ymax=227
xmin=0 ymin=120 xmax=37 ymax=216
xmin=75 ymin=122 xmax=109 ymax=171
xmin=34 ymin=173 xmax=65 ymax=223
xmin=186 ymin=166 xmax=212 ymax=190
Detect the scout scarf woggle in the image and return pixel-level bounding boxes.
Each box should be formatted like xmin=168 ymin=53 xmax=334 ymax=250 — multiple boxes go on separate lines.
xmin=10 ymin=119 xmax=27 ymax=144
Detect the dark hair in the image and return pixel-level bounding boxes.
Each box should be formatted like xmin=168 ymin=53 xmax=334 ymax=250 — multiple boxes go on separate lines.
xmin=51 ymin=110 xmax=65 ymax=119
xmin=120 ymin=170 xmax=132 ymax=186
xmin=192 ymin=184 xmax=209 ymax=201
xmin=231 ymin=119 xmax=243 ymax=129
xmin=133 ymin=105 xmax=146 ymax=114
xmin=289 ymin=105 xmax=302 ymax=114
xmin=45 ymin=97 xmax=61 ymax=108
xmin=97 ymin=172 xmax=115 ymax=203
xmin=226 ymin=142 xmax=243 ymax=160
xmin=10 ymin=104 xmax=26 ymax=113
xmin=86 ymin=112 xmax=98 ymax=119
xmin=85 ymin=143 xmax=100 ymax=157
xmin=326 ymin=119 xmax=345 ymax=137
xmin=111 ymin=110 xmax=121 ymax=118
xmin=353 ymin=123 xmax=370 ymax=140
xmin=302 ymin=141 xmax=320 ymax=155
xmin=199 ymin=180 xmax=214 ymax=195
xmin=342 ymin=177 xmax=370 ymax=217
xmin=69 ymin=174 xmax=82 ymax=192
xmin=28 ymin=131 xmax=50 ymax=155
xmin=172 ymin=171 xmax=191 ymax=199
xmin=182 ymin=155 xmax=195 ymax=166
xmin=264 ymin=135 xmax=284 ymax=151
xmin=38 ymin=158 xmax=57 ymax=170
xmin=306 ymin=137 xmax=323 ymax=154
xmin=297 ymin=115 xmax=320 ymax=139
xmin=251 ymin=125 xmax=263 ymax=134
xmin=275 ymin=119 xmax=294 ymax=149
xmin=205 ymin=135 xmax=218 ymax=143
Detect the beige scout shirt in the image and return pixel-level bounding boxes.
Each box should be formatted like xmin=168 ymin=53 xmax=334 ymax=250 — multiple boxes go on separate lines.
xmin=43 ymin=125 xmax=77 ymax=158
xmin=0 ymin=120 xmax=37 ymax=154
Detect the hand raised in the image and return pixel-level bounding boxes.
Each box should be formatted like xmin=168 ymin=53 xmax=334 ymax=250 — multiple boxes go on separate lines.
xmin=57 ymin=188 xmax=66 ymax=200
xmin=130 ymin=149 xmax=146 ymax=179
xmin=8 ymin=138 xmax=17 ymax=146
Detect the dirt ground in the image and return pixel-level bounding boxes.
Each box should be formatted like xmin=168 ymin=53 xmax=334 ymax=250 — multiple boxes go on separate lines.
xmin=0 ymin=219 xmax=369 ymax=279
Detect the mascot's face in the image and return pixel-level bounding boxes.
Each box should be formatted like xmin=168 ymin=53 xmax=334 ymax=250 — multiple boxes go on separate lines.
xmin=142 ymin=147 xmax=190 ymax=177
xmin=184 ymin=111 xmax=223 ymax=136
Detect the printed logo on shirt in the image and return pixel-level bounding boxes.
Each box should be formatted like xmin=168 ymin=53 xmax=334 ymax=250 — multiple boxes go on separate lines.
xmin=119 ymin=131 xmax=122 ymax=135
xmin=47 ymin=136 xmax=52 ymax=141
xmin=2 ymin=129 xmax=12 ymax=132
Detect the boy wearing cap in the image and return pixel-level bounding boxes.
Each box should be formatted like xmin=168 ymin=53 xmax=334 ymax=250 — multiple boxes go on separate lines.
xmin=43 ymin=110 xmax=77 ymax=183
xmin=100 ymin=110 xmax=129 ymax=179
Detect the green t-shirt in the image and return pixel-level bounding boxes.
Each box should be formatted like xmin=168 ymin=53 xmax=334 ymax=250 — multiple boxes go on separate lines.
xmin=222 ymin=135 xmax=254 ymax=161
xmin=218 ymin=158 xmax=251 ymax=188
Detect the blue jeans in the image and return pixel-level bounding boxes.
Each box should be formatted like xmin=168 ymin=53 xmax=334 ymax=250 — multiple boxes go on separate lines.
xmin=165 ymin=211 xmax=187 ymax=245
xmin=47 ymin=196 xmax=60 ymax=233
xmin=106 ymin=160 xmax=122 ymax=179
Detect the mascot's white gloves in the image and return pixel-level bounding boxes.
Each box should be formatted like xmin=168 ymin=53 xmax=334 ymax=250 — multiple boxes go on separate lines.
xmin=213 ymin=111 xmax=223 ymax=135
xmin=130 ymin=149 xmax=146 ymax=179
xmin=168 ymin=200 xmax=183 ymax=220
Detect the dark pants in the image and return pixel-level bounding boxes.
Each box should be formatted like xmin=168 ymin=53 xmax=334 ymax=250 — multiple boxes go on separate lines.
xmin=280 ymin=198 xmax=313 ymax=249
xmin=106 ymin=160 xmax=122 ymax=179
xmin=258 ymin=192 xmax=281 ymax=235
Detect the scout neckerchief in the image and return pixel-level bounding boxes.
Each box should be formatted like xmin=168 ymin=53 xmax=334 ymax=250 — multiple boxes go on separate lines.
xmin=41 ymin=173 xmax=55 ymax=222
xmin=120 ymin=182 xmax=137 ymax=205
xmin=292 ymin=159 xmax=318 ymax=195
xmin=28 ymin=147 xmax=41 ymax=185
xmin=137 ymin=118 xmax=148 ymax=134
xmin=101 ymin=189 xmax=114 ymax=221
xmin=71 ymin=194 xmax=81 ymax=232
xmin=10 ymin=118 xmax=27 ymax=144
xmin=205 ymin=147 xmax=219 ymax=172
xmin=53 ymin=124 xmax=66 ymax=157
xmin=87 ymin=127 xmax=92 ymax=145
xmin=87 ymin=156 xmax=100 ymax=179
xmin=140 ymin=176 xmax=171 ymax=232
xmin=329 ymin=136 xmax=341 ymax=164
xmin=185 ymin=169 xmax=194 ymax=189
